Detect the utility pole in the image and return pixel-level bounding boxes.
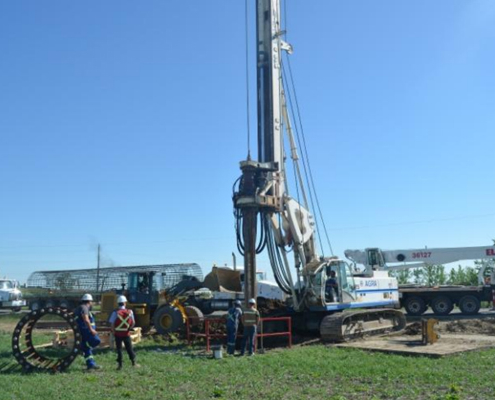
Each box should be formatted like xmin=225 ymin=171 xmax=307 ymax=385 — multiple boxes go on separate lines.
xmin=96 ymin=244 xmax=101 ymax=294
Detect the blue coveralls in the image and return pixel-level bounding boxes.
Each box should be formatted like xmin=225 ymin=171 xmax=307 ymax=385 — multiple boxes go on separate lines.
xmin=74 ymin=304 xmax=101 ymax=368
xmin=226 ymin=306 xmax=242 ymax=355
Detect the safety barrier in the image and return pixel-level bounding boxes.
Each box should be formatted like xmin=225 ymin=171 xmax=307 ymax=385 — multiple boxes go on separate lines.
xmin=186 ymin=316 xmax=292 ymax=352
xmin=257 ymin=316 xmax=292 ymax=349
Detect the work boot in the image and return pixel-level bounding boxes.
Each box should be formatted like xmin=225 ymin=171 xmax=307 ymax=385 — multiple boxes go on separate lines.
xmin=87 ymin=364 xmax=102 ymax=371
xmin=117 ymin=364 xmax=122 ymax=371
xmin=132 ymin=362 xmax=141 ymax=368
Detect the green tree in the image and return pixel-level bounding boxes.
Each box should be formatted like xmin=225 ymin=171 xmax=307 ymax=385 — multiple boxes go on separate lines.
xmin=448 ymin=268 xmax=458 ymax=285
xmin=389 ymin=269 xmax=412 ymax=284
xmin=423 ymin=265 xmax=447 ymax=286
xmin=464 ymin=267 xmax=479 ymax=286
xmin=412 ymin=268 xmax=424 ymax=285
xmin=448 ymin=265 xmax=467 ymax=285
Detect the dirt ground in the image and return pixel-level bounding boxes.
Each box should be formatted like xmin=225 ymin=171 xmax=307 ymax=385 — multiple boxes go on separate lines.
xmin=337 ymin=318 xmax=495 ymax=357
xmin=405 ymin=318 xmax=495 ymax=336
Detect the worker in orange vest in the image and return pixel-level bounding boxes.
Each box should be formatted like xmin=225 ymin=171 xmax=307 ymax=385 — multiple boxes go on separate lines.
xmin=108 ymin=295 xmax=139 ymax=370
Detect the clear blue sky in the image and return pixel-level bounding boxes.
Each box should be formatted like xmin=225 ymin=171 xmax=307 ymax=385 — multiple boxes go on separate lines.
xmin=1 ymin=1 xmax=494 ymax=283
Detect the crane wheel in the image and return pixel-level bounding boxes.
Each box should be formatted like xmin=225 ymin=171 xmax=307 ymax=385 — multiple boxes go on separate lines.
xmin=184 ymin=306 xmax=204 ymax=327
xmin=12 ymin=307 xmax=82 ymax=372
xmin=153 ymin=305 xmax=184 ymax=335
xmin=431 ymin=296 xmax=453 ymax=316
xmin=459 ymin=295 xmax=481 ymax=315
xmin=404 ymin=296 xmax=427 ymax=316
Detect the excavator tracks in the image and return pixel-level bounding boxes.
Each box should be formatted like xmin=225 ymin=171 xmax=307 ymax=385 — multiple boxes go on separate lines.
xmin=320 ymin=309 xmax=406 ymax=343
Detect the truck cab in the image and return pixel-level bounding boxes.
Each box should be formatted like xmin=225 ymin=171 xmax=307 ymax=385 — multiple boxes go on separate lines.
xmin=238 ymin=269 xmax=286 ymax=301
xmin=0 ymin=279 xmax=26 ymax=311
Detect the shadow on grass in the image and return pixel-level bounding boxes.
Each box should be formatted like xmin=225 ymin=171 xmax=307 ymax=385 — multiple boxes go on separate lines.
xmin=0 ymin=343 xmax=134 ymax=375
xmin=140 ymin=343 xmax=213 ymax=359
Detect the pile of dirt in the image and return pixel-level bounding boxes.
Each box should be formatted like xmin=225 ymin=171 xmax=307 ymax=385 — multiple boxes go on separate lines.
xmin=404 ymin=322 xmax=422 ymax=335
xmin=404 ymin=318 xmax=495 ymax=336
xmin=442 ymin=319 xmax=495 ymax=335
xmin=258 ymin=299 xmax=286 ymax=316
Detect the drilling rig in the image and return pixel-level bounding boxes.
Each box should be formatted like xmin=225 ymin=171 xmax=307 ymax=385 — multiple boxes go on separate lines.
xmin=233 ymin=0 xmax=405 ymax=341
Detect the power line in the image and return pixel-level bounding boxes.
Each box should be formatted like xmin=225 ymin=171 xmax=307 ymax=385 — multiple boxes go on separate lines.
xmin=0 ymin=236 xmax=234 ymax=250
xmin=328 ymin=213 xmax=495 ymax=232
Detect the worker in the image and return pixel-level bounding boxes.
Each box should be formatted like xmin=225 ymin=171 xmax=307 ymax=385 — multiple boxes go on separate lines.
xmin=325 ymin=270 xmax=339 ymax=302
xmin=74 ymin=293 xmax=101 ymax=370
xmin=108 ymin=295 xmax=139 ymax=370
xmin=240 ymin=298 xmax=260 ymax=356
xmin=137 ymin=274 xmax=149 ymax=294
xmin=225 ymin=299 xmax=243 ymax=355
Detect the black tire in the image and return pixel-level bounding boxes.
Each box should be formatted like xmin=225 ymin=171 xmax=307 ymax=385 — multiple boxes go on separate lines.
xmin=459 ymin=295 xmax=481 ymax=315
xmin=153 ymin=305 xmax=184 ymax=334
xmin=12 ymin=307 xmax=22 ymax=313
xmin=184 ymin=306 xmax=204 ymax=327
xmin=431 ymin=296 xmax=453 ymax=316
xmin=404 ymin=296 xmax=427 ymax=316
xmin=199 ymin=301 xmax=214 ymax=315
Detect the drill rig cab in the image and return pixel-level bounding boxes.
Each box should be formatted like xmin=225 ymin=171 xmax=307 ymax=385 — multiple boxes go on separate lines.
xmin=304 ymin=259 xmax=357 ymax=308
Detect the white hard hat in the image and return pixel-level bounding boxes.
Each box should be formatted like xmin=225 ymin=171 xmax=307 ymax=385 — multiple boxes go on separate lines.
xmin=117 ymin=295 xmax=128 ymax=304
xmin=234 ymin=300 xmax=242 ymax=306
xmin=81 ymin=293 xmax=93 ymax=301
xmin=248 ymin=298 xmax=256 ymax=304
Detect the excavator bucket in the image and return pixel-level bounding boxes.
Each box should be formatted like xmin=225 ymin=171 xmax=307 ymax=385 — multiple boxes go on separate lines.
xmin=203 ymin=267 xmax=242 ymax=292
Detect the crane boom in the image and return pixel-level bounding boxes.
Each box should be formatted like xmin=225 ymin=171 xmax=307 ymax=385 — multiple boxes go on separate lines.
xmin=345 ymin=245 xmax=495 ymax=284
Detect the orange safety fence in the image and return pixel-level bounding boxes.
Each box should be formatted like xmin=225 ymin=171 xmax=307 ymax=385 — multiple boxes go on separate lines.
xmin=186 ymin=316 xmax=292 ymax=352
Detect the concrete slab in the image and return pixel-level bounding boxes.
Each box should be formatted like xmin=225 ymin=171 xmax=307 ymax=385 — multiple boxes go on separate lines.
xmin=334 ymin=334 xmax=495 ymax=357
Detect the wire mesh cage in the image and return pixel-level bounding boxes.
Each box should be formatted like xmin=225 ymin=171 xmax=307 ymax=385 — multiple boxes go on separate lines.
xmin=27 ymin=263 xmax=204 ymax=292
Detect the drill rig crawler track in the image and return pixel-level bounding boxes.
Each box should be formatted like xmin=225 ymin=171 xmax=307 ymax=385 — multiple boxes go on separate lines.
xmin=319 ymin=308 xmax=406 ymax=343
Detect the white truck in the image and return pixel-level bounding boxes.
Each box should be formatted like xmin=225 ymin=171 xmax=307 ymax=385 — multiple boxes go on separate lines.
xmin=0 ymin=279 xmax=26 ymax=312
xmin=345 ymin=245 xmax=495 ymax=316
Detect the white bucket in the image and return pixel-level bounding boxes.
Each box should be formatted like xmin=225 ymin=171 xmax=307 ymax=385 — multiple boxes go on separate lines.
xmin=212 ymin=345 xmax=223 ymax=359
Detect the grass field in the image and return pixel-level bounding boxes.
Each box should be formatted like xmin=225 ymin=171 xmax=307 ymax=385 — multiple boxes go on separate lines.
xmin=0 ymin=313 xmax=494 ymax=400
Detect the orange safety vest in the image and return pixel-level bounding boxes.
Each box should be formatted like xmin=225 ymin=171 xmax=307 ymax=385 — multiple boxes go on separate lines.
xmin=114 ymin=309 xmax=134 ymax=337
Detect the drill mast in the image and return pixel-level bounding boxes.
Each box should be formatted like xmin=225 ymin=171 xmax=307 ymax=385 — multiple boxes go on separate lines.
xmin=234 ymin=0 xmax=316 ymax=307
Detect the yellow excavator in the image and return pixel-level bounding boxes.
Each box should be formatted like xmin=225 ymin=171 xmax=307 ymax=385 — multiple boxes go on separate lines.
xmin=100 ymin=271 xmax=204 ymax=334
xmin=100 ymin=267 xmax=247 ymax=334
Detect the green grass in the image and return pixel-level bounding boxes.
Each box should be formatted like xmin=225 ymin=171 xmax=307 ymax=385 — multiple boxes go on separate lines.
xmin=1 ymin=314 xmax=494 ymax=400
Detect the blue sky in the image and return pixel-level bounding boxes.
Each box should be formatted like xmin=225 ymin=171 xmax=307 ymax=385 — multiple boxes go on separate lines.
xmin=1 ymin=1 xmax=494 ymax=283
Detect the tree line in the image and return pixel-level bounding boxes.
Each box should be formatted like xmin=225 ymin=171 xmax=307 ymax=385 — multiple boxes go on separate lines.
xmin=389 ymin=260 xmax=493 ymax=286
